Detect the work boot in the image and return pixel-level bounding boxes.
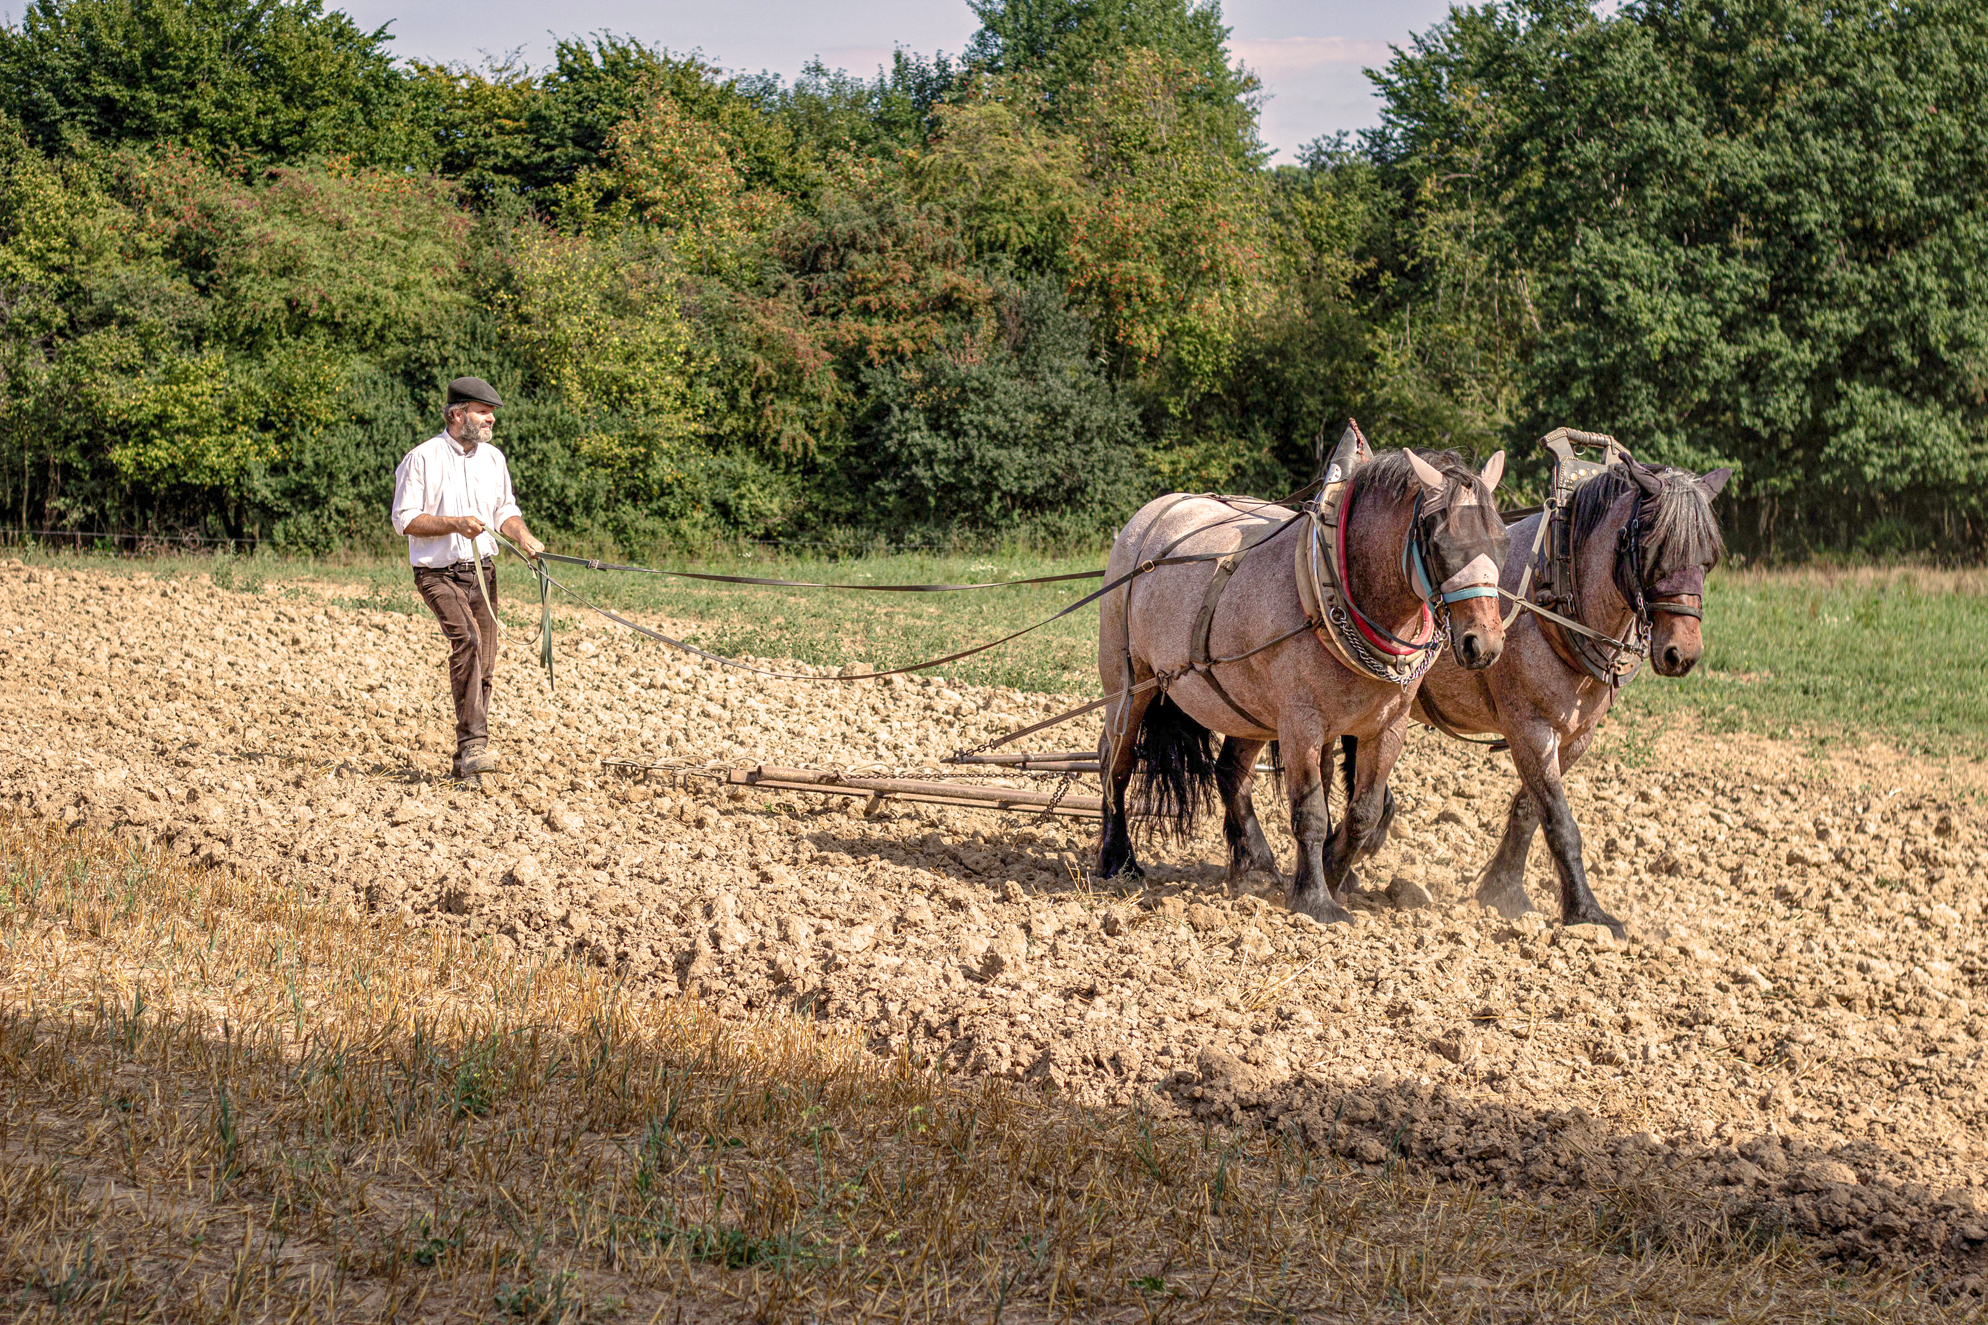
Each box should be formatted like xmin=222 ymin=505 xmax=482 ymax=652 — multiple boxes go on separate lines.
xmin=456 ymin=740 xmax=500 ymax=776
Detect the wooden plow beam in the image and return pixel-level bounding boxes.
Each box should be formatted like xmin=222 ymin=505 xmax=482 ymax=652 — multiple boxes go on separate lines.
xmin=723 ymin=763 xmax=1103 ymax=819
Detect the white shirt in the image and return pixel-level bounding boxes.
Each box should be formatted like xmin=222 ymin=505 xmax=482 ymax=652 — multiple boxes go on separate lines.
xmin=390 ymin=432 xmax=524 ymax=568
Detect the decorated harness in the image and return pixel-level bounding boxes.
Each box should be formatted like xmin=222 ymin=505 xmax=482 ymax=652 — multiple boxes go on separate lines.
xmin=1294 ymin=422 xmax=1501 ymax=689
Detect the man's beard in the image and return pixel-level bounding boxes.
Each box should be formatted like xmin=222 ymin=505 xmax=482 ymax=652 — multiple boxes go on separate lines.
xmin=457 ymin=417 xmax=493 ymax=450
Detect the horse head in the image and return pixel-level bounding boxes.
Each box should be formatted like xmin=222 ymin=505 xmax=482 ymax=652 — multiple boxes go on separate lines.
xmin=1404 ymin=449 xmax=1513 ymax=670
xmin=1589 ymin=457 xmax=1729 ymax=677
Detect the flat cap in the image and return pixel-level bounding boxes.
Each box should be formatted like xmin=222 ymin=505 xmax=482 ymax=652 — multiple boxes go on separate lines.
xmin=446 ymin=376 xmax=502 ymax=408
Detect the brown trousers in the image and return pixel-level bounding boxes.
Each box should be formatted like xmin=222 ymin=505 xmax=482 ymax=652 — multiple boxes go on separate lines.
xmin=414 ymin=560 xmax=498 ymax=752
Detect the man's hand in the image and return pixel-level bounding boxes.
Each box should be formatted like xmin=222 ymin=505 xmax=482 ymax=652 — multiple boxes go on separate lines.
xmin=452 ymin=515 xmax=486 ymax=538
xmin=500 ymin=515 xmax=544 ymax=559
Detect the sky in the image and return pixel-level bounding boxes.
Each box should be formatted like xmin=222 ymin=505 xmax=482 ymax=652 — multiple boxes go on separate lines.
xmin=332 ymin=0 xmax=1462 ymax=162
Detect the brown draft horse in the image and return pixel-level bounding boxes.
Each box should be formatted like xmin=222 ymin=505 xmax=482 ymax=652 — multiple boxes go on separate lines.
xmin=1098 ymin=448 xmax=1511 ymax=925
xmin=1411 ymin=455 xmax=1729 ymax=936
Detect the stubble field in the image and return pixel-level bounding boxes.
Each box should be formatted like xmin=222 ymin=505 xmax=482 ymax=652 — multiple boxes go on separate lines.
xmin=3 ymin=553 xmax=1987 ymax=1319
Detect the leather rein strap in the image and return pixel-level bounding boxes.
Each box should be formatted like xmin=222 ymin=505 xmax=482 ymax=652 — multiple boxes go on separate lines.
xmin=491 ymin=531 xmax=1233 ymax=693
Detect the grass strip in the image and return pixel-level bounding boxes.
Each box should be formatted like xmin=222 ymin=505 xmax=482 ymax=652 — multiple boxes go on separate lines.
xmin=0 ymin=816 xmax=1965 ymax=1322
xmin=9 ymin=547 xmax=1988 ymax=753
xmin=1615 ymin=566 xmax=1988 ymax=758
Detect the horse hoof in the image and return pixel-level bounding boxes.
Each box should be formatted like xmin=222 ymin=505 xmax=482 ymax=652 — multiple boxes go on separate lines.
xmin=1568 ymin=909 xmax=1625 ymax=940
xmin=1226 ymin=856 xmax=1283 ymax=887
xmin=1476 ymin=882 xmax=1534 ymax=920
xmin=1099 ymin=857 xmax=1146 ymax=882
xmin=1292 ymin=895 xmax=1355 ymax=926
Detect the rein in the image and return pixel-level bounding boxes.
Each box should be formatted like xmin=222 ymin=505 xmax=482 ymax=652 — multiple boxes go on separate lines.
xmin=531 ymin=550 xmax=1104 ymax=593
xmin=489 ymin=531 xmax=1234 ymax=695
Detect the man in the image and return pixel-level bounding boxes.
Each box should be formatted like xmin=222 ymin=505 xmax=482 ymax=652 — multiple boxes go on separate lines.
xmin=391 ymin=377 xmax=545 ymax=778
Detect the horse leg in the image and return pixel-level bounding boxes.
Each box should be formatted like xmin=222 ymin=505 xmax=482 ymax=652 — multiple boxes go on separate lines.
xmin=1285 ymin=717 xmax=1353 ymax=925
xmin=1096 ymin=687 xmax=1154 ymax=880
xmin=1509 ymin=731 xmax=1622 ymax=938
xmin=1216 ymin=737 xmax=1280 ymax=885
xmin=1335 ymin=735 xmax=1396 ymax=892
xmin=1475 ymin=789 xmax=1541 ymax=919
xmin=1322 ymin=730 xmax=1405 ymax=900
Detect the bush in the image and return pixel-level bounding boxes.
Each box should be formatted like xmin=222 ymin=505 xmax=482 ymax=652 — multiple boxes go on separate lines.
xmin=849 ymin=282 xmax=1147 ymax=529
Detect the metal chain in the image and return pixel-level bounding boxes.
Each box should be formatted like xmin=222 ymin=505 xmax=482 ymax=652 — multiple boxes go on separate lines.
xmin=1034 ymin=772 xmax=1078 ymax=822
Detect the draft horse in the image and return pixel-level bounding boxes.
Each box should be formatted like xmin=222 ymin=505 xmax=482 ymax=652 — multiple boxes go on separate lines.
xmin=1412 ymin=453 xmax=1729 ymax=936
xmin=1098 ymin=443 xmax=1511 ymax=925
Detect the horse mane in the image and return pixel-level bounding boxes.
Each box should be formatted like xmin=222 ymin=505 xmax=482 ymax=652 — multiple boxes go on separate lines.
xmin=1353 ymin=448 xmax=1497 ymax=516
xmin=1569 ymin=467 xmax=1725 ymax=576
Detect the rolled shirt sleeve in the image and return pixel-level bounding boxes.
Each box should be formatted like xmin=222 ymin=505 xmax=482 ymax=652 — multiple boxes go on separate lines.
xmin=390 ymin=447 xmax=429 ymax=537
xmin=392 ymin=434 xmax=523 ymax=567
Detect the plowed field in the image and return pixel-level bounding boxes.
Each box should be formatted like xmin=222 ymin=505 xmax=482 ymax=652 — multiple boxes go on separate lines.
xmin=6 ymin=559 xmax=1987 ymax=1284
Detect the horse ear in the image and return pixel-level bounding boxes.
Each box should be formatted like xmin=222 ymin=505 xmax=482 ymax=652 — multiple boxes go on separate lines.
xmin=1478 ymin=450 xmax=1505 ymax=491
xmin=1624 ymin=455 xmax=1664 ymax=497
xmin=1405 ymin=449 xmax=1446 ymax=493
xmin=1698 ymin=467 xmax=1732 ymax=498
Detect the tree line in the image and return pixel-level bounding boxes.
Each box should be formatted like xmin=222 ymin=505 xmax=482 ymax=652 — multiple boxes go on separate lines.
xmin=0 ymin=0 xmax=1982 ymax=558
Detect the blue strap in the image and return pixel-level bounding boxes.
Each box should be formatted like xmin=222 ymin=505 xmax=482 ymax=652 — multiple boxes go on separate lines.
xmin=1441 ymin=584 xmax=1501 ymax=603
xmin=1402 ymin=508 xmax=1435 ymax=600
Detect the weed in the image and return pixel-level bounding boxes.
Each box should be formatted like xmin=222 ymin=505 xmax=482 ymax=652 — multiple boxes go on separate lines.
xmin=407 ymin=1216 xmax=463 ymax=1268
xmin=1610 ymin=717 xmax=1664 ymax=768
xmin=495 ymin=1271 xmax=580 ymax=1321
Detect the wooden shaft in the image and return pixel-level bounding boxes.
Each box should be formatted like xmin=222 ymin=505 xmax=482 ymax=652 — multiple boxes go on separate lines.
xmin=947 ymin=750 xmax=1097 ymax=766
xmin=724 ymin=766 xmax=1102 ymax=818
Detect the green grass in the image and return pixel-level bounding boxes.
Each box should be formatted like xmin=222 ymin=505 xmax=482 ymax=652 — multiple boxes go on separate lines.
xmin=1613 ymin=565 xmax=1988 ymax=757
xmin=14 ymin=544 xmax=1988 ymax=752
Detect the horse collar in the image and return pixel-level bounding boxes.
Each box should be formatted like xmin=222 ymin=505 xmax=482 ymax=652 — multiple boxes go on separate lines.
xmin=1294 ymin=447 xmax=1443 ymax=689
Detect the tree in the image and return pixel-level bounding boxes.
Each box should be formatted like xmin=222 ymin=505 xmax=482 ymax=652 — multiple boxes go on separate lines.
xmin=965 ymin=0 xmax=1258 ymax=153
xmin=1484 ymin=0 xmax=1988 ymax=549
xmin=911 ymin=80 xmax=1087 ymax=275
xmin=0 ymin=0 xmax=410 ymax=167
xmin=852 ymin=280 xmax=1145 ymax=530
xmin=1064 ymin=48 xmax=1271 ymax=411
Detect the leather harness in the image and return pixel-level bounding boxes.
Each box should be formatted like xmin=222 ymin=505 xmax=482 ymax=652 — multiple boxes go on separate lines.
xmin=1114 ymin=422 xmax=1503 ymax=741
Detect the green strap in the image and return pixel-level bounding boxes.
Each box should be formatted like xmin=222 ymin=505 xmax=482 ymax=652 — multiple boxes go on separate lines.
xmin=487 ymin=531 xmax=556 ymax=695
xmin=537 ymin=562 xmax=555 ymax=695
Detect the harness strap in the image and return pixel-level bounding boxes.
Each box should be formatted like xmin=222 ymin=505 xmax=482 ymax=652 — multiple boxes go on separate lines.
xmin=1185 ymin=514 xmax=1292 ymax=733
xmin=1501 ymin=511 xmax=1553 ymax=628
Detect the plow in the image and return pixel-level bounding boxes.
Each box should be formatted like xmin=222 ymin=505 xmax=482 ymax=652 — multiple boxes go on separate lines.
xmin=602 ymin=756 xmax=1108 ymax=819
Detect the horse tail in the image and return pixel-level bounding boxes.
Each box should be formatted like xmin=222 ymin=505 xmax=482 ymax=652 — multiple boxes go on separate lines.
xmin=1132 ymin=693 xmax=1216 ymax=843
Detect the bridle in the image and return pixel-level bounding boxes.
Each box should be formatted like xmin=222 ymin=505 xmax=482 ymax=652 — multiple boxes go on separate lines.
xmin=1337 ymin=485 xmax=1502 ymax=668
xmin=1555 ymin=487 xmax=1704 ymax=685
xmin=1297 ymin=422 xmax=1510 ymax=688
xmin=1614 ymin=494 xmax=1704 ymax=622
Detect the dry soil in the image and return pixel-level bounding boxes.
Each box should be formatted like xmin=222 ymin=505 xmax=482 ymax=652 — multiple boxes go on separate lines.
xmin=6 ymin=561 xmax=1988 ymax=1286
